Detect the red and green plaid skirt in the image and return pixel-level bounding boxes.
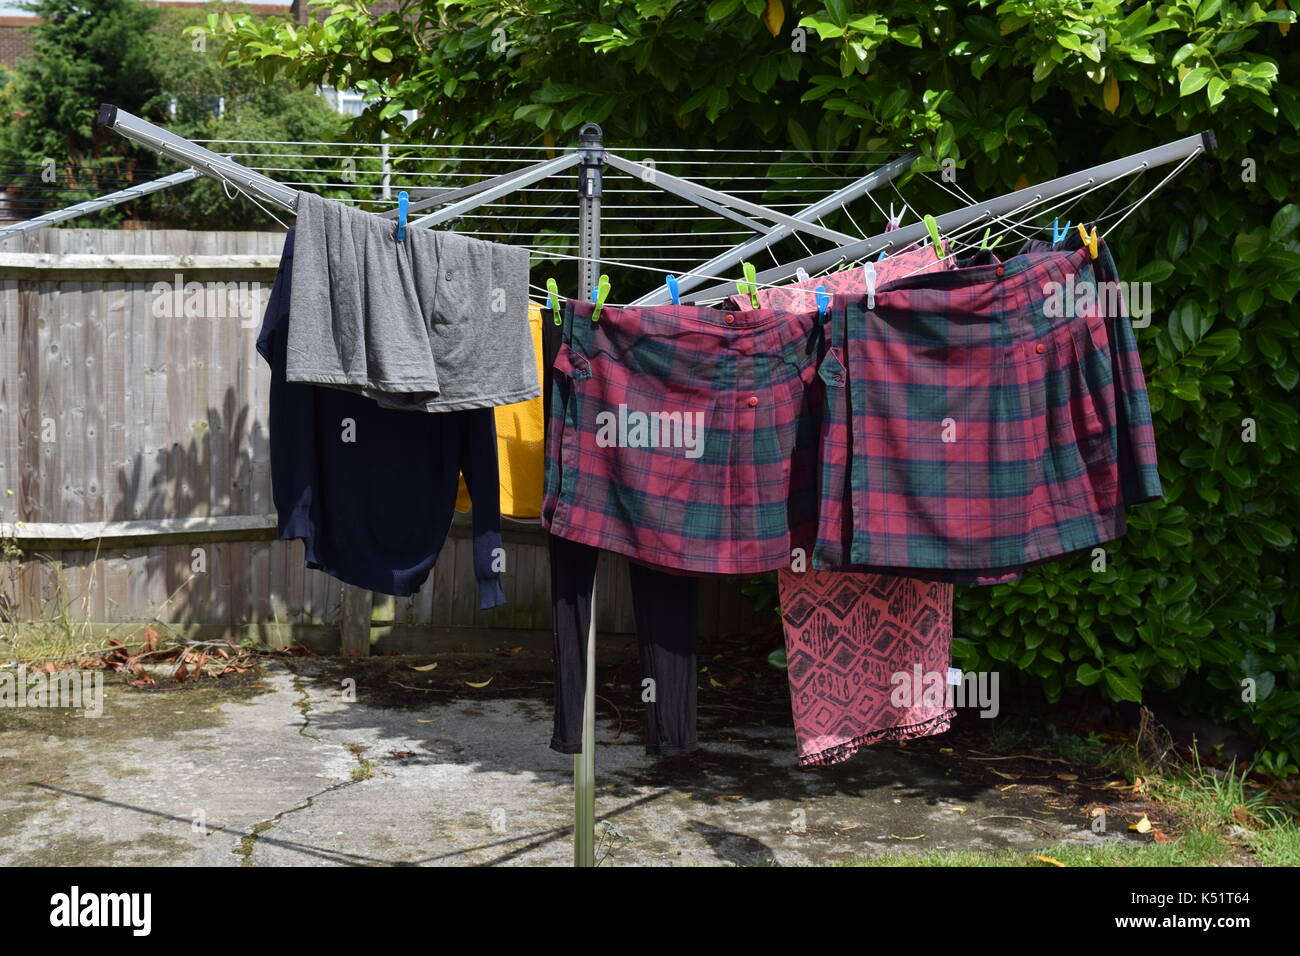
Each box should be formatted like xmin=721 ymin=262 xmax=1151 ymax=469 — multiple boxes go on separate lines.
xmin=816 ymin=239 xmax=1161 ymax=575
xmin=542 ymin=299 xmax=822 ymax=575
xmin=544 ymin=239 xmax=1160 ymax=579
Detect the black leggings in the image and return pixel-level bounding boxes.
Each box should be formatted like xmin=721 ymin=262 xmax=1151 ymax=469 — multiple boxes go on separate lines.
xmin=547 ymin=534 xmax=699 ymax=755
xmin=543 ymin=304 xmax=698 ymax=755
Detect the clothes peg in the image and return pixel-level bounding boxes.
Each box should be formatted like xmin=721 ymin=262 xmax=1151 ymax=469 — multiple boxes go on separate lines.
xmin=590 ymin=274 xmax=611 ymax=321
xmin=545 ymin=278 xmax=561 ymax=324
xmin=815 ymin=285 xmax=830 ymax=316
xmin=395 ymin=190 xmax=409 ymax=243
xmin=666 ymin=274 xmax=680 ymax=305
xmin=1051 ymin=218 xmax=1071 ymax=245
xmin=1076 ymin=223 xmax=1099 ymax=259
xmin=863 ymin=261 xmax=877 ymax=310
xmin=887 ymin=202 xmax=907 ymax=231
xmin=796 ymin=268 xmax=810 ymax=282
xmin=979 ymin=228 xmax=1003 ymax=252
xmin=923 ymin=214 xmax=943 ymax=260
xmin=737 ymin=261 xmax=760 ymax=308
xmin=877 ymin=249 xmax=887 ymax=261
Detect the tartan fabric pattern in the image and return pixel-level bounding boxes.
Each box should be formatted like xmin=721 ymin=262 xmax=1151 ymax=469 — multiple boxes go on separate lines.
xmin=542 ymin=239 xmax=1160 ymax=578
xmin=542 ymin=299 xmax=822 ymax=574
xmin=1089 ymin=241 xmax=1162 ymax=504
xmin=838 ymin=240 xmax=1161 ymax=573
xmin=778 ymin=568 xmax=954 ymax=766
xmin=726 ymin=242 xmax=947 ymax=312
xmin=812 ymin=249 xmax=951 ymax=570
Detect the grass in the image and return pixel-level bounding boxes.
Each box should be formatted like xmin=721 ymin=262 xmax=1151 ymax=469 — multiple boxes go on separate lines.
xmin=1 ymin=540 xmax=204 ymax=665
xmin=846 ymin=732 xmax=1299 ymax=867
xmin=0 ymin=540 xmax=102 ymax=663
xmin=856 ymin=828 xmax=1236 ymax=867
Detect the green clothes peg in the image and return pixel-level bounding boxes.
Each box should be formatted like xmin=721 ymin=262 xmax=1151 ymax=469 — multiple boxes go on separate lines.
xmin=924 ymin=214 xmax=943 ymax=260
xmin=738 ymin=261 xmax=760 ymax=308
xmin=546 ymin=278 xmax=561 ymax=325
xmin=591 ymin=274 xmax=611 ymax=321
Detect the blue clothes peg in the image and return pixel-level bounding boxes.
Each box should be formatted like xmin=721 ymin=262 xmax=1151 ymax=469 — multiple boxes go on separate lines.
xmin=1052 ymin=218 xmax=1071 ymax=245
xmin=815 ymin=285 xmax=830 ymax=316
xmin=395 ymin=191 xmax=409 ymax=242
xmin=666 ymin=274 xmax=680 ymax=305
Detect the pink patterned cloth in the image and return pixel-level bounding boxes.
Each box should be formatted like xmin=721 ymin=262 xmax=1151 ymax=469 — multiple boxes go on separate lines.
xmin=727 ymin=242 xmax=948 ymax=312
xmin=778 ymin=569 xmax=956 ymax=766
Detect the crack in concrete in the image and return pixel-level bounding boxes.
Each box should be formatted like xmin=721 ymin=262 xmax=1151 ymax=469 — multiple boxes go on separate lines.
xmin=233 ymin=663 xmax=373 ymax=866
xmin=283 ymin=661 xmax=322 ymax=742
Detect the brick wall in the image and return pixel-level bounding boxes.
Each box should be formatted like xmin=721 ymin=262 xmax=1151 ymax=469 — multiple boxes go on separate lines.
xmin=0 ymin=16 xmax=35 ymax=69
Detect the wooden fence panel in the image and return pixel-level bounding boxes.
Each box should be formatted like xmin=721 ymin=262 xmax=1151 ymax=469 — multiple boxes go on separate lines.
xmin=0 ymin=229 xmax=761 ymax=647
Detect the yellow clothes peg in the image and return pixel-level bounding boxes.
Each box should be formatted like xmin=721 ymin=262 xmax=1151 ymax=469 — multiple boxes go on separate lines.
xmin=1076 ymin=223 xmax=1099 ymax=259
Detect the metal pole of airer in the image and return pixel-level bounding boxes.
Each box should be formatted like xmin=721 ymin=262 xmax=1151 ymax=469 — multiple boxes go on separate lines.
xmin=573 ymin=122 xmax=604 ymax=868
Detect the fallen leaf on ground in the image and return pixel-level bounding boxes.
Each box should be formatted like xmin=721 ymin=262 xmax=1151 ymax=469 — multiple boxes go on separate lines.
xmin=1129 ymin=814 xmax=1153 ymax=833
xmin=408 ymin=663 xmax=438 ymax=672
xmin=464 ymin=678 xmax=493 ymax=688
xmin=1034 ymin=855 xmax=1066 ymax=867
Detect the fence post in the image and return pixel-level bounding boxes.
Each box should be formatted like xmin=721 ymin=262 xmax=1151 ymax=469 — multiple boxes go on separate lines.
xmin=340 ymin=584 xmax=373 ymax=656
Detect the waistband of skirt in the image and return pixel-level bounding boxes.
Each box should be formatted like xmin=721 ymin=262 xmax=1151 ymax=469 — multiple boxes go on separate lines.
xmin=868 ymin=243 xmax=1094 ymax=298
xmin=828 ymin=243 xmax=1102 ymax=341
xmin=564 ymin=299 xmax=822 ymax=351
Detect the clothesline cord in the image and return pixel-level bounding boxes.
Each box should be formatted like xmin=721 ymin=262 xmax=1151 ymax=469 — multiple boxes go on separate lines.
xmin=157 ymin=132 xmax=1196 ymax=306
xmin=216 ymin=156 xmax=898 ymax=174
xmin=190 ymin=137 xmax=903 ymax=158
xmin=248 ymin=168 xmax=876 ymax=187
